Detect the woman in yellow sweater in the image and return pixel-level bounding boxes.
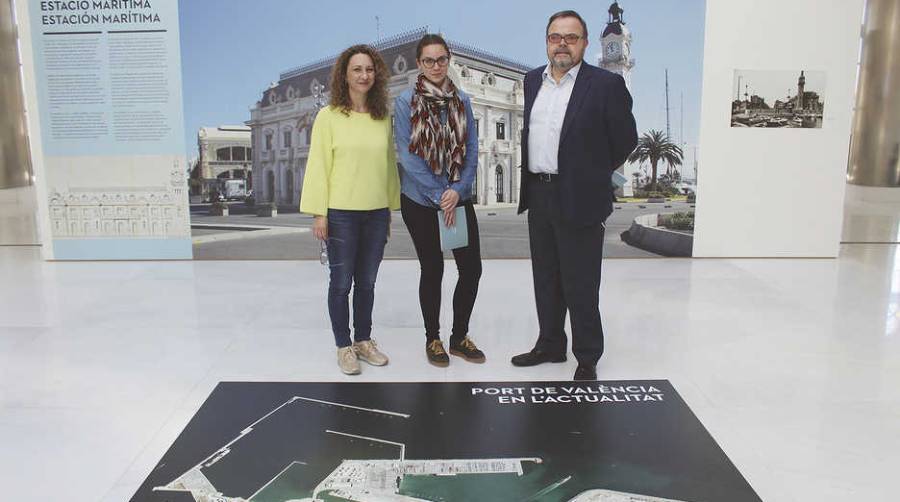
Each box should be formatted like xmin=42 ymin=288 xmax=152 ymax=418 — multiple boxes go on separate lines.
xmin=300 ymin=45 xmax=400 ymax=375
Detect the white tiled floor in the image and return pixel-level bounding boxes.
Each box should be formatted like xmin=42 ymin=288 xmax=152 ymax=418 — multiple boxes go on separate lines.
xmin=0 ymin=186 xmax=39 ymax=245
xmin=842 ymin=184 xmax=900 ymax=243
xmin=1 ymin=242 xmax=899 ymax=501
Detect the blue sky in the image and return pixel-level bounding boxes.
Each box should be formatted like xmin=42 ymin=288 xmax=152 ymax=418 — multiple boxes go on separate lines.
xmin=178 ymin=0 xmax=706 ymax=161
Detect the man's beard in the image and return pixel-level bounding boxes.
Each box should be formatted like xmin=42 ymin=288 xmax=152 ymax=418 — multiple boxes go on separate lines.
xmin=551 ymin=51 xmax=577 ymax=70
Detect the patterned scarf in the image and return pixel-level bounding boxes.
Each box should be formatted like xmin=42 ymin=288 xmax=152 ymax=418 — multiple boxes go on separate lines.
xmin=408 ymin=73 xmax=467 ymax=182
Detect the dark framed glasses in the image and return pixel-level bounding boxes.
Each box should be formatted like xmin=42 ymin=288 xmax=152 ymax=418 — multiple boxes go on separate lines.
xmin=420 ymin=55 xmax=450 ymax=68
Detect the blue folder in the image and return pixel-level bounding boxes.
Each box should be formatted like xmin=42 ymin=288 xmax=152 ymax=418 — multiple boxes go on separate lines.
xmin=438 ymin=207 xmax=468 ymax=251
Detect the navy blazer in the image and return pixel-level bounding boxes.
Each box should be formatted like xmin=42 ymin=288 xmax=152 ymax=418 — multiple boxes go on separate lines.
xmin=517 ymin=62 xmax=638 ymax=227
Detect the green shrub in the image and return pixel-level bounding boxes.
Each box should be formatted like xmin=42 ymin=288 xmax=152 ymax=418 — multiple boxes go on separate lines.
xmin=660 ymin=211 xmax=694 ymax=231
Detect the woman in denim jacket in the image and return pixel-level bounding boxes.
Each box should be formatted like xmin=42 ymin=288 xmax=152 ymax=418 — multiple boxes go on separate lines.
xmin=394 ymin=34 xmax=485 ymax=367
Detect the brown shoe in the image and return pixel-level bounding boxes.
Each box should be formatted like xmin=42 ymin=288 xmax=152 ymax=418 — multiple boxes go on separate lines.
xmin=449 ymin=336 xmax=486 ymax=363
xmin=426 ymin=339 xmax=449 ymax=367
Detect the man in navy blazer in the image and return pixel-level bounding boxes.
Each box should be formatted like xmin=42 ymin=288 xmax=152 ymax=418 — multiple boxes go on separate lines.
xmin=511 ymin=10 xmax=638 ymax=381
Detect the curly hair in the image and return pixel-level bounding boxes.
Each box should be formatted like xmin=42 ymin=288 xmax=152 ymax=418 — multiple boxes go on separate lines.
xmin=329 ymin=45 xmax=389 ymax=120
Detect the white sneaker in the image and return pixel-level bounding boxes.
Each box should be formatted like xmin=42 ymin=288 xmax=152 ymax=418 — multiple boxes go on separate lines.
xmin=337 ymin=346 xmax=361 ymax=375
xmin=353 ymin=339 xmax=389 ymax=366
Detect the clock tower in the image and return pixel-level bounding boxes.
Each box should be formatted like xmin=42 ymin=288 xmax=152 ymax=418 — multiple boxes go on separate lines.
xmin=795 ymin=70 xmax=806 ymax=111
xmin=598 ymin=1 xmax=635 ymax=91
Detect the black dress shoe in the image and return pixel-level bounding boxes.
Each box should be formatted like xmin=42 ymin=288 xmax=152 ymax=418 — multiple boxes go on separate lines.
xmin=573 ymin=365 xmax=597 ymax=381
xmin=510 ymin=348 xmax=567 ymax=367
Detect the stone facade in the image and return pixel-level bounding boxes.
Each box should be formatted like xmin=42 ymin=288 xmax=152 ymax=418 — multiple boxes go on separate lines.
xmin=246 ymin=28 xmax=530 ymax=208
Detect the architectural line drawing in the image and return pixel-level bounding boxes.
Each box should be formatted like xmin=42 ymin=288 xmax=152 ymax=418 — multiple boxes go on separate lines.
xmin=49 ymin=160 xmax=189 ymax=239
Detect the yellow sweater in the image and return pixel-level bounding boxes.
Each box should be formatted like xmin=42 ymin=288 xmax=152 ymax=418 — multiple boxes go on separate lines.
xmin=299 ymin=106 xmax=400 ymax=216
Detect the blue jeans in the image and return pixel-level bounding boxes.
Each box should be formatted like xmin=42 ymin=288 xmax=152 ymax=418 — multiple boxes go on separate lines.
xmin=326 ymin=208 xmax=390 ymax=347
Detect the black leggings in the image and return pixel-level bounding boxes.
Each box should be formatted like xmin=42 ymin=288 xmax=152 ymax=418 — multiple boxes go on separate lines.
xmin=400 ymin=194 xmax=482 ymax=343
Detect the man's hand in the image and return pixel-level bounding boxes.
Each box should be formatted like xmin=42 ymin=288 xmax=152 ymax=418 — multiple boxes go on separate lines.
xmin=313 ymin=215 xmax=328 ymax=240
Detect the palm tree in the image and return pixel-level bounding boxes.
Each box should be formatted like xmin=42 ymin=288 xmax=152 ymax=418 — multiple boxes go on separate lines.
xmin=627 ymin=129 xmax=683 ymax=190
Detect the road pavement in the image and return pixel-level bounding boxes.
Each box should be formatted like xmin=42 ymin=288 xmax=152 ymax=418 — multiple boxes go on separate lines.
xmin=190 ymin=202 xmax=694 ymax=260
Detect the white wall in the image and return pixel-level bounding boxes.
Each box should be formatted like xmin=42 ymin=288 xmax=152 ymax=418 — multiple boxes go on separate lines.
xmin=693 ymin=0 xmax=865 ymax=257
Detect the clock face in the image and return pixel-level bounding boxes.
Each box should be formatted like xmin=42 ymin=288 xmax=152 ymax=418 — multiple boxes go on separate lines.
xmin=605 ymin=42 xmax=621 ymax=58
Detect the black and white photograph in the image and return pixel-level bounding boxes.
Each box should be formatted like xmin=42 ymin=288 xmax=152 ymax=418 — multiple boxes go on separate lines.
xmin=730 ymin=69 xmax=826 ymax=129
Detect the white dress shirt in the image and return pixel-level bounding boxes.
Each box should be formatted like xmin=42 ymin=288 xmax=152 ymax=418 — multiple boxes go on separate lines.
xmin=527 ymin=62 xmax=582 ymax=174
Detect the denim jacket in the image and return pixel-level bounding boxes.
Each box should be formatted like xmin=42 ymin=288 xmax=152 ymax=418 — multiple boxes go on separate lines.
xmin=393 ymin=86 xmax=478 ymax=208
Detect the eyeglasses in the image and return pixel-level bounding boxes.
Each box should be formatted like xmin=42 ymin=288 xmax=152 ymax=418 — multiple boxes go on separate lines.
xmin=420 ymin=56 xmax=450 ymax=68
xmin=547 ymin=33 xmax=583 ymax=44
xmin=319 ymin=240 xmax=329 ymax=266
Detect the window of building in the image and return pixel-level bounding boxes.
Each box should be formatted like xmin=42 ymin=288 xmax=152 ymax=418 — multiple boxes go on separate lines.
xmin=283 ymin=130 xmax=292 ymax=148
xmin=232 ymin=146 xmax=246 ymax=161
xmin=265 ymin=134 xmax=273 ymax=151
xmin=475 ymin=119 xmax=480 ymax=138
xmin=496 ymin=121 xmax=505 ymax=140
xmin=216 ymin=147 xmax=231 ymax=161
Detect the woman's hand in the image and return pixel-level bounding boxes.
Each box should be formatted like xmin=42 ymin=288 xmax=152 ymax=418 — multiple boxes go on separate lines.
xmin=440 ymin=189 xmax=459 ymax=227
xmin=313 ymin=215 xmax=328 ymax=240
xmin=444 ymin=207 xmax=456 ymax=227
xmin=440 ymin=189 xmax=460 ymax=212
